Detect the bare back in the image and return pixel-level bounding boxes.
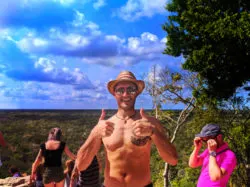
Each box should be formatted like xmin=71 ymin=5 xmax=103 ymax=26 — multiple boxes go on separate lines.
xmin=102 ymin=113 xmax=152 ymax=187
xmin=45 ymin=140 xmax=61 ymax=150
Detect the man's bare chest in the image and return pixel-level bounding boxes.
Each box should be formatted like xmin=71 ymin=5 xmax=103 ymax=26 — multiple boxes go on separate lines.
xmin=103 ymin=121 xmax=151 ymax=152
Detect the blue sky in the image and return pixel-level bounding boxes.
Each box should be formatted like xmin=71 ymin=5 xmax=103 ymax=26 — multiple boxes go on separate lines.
xmin=0 ymin=0 xmax=184 ymax=109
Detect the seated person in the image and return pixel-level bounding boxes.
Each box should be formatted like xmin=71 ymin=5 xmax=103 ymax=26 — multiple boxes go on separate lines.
xmin=9 ymin=166 xmax=22 ymax=177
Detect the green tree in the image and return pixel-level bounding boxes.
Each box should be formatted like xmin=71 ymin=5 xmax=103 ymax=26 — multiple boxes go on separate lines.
xmin=181 ymin=97 xmax=250 ymax=187
xmin=145 ymin=66 xmax=203 ymax=186
xmin=163 ymin=0 xmax=250 ymax=99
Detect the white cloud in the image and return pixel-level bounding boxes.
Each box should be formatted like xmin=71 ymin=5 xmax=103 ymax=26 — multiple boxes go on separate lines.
xmin=126 ymin=32 xmax=161 ymax=55
xmin=161 ymin=37 xmax=167 ymax=43
xmin=18 ymin=37 xmax=48 ymax=53
xmin=82 ymin=57 xmax=118 ymax=66
xmin=128 ymin=37 xmax=140 ymax=50
xmin=63 ymin=34 xmax=89 ymax=47
xmin=62 ymin=67 xmax=69 ymax=72
xmin=17 ymin=30 xmax=168 ymax=67
xmin=2 ymin=80 xmax=104 ymax=103
xmin=72 ymin=10 xmax=85 ymax=27
xmin=72 ymin=89 xmax=106 ymax=100
xmin=35 ymin=57 xmax=56 ymax=72
xmin=0 ymin=29 xmax=12 ymax=40
xmin=0 ymin=82 xmax=5 ymax=88
xmin=93 ymin=0 xmax=106 ymax=10
xmin=146 ymin=64 xmax=163 ymax=84
xmin=20 ymin=57 xmax=95 ymax=89
xmin=105 ymin=35 xmax=125 ymax=43
xmin=53 ymin=0 xmax=75 ymax=6
xmin=116 ymin=0 xmax=167 ymax=21
xmin=33 ymin=38 xmax=48 ymax=47
xmin=0 ymin=64 xmax=7 ymax=69
xmin=8 ymin=4 xmax=170 ymax=69
xmin=71 ymin=10 xmax=102 ymax=36
xmin=141 ymin=32 xmax=158 ymax=42
xmin=70 ymin=10 xmax=101 ymax=35
xmin=86 ymin=21 xmax=100 ymax=31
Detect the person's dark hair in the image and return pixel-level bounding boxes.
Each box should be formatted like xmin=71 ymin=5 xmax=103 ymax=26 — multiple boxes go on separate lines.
xmin=48 ymin=127 xmax=62 ymax=141
xmin=9 ymin=165 xmax=19 ymax=174
xmin=64 ymin=159 xmax=75 ymax=177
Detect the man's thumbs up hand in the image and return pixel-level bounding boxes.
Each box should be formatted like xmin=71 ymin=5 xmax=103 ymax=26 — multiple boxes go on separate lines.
xmin=99 ymin=109 xmax=106 ymax=121
xmin=132 ymin=108 xmax=155 ymax=137
xmin=140 ymin=108 xmax=149 ymax=119
xmin=96 ymin=109 xmax=114 ymax=138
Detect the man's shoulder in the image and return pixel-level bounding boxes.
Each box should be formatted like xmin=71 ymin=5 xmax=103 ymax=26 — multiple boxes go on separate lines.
xmin=224 ymin=148 xmax=236 ymax=159
xmin=222 ymin=143 xmax=236 ymax=157
xmin=198 ymin=149 xmax=209 ymax=158
xmin=107 ymin=115 xmax=116 ymax=121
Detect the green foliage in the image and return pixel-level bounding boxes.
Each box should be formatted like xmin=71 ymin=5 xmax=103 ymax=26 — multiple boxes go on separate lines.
xmin=183 ymin=106 xmax=250 ymax=187
xmin=171 ymin=168 xmax=198 ymax=187
xmin=0 ymin=108 xmax=249 ymax=187
xmin=163 ymin=0 xmax=250 ymax=99
xmin=150 ymin=145 xmax=165 ymax=185
xmin=0 ymin=110 xmax=108 ymax=178
xmin=157 ymin=104 xmax=249 ymax=187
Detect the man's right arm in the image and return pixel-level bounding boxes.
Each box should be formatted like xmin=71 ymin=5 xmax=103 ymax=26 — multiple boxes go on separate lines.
xmin=76 ymin=127 xmax=102 ymax=171
xmin=76 ymin=109 xmax=114 ymax=171
xmin=189 ymin=147 xmax=203 ymax=168
xmin=189 ymin=137 xmax=203 ymax=168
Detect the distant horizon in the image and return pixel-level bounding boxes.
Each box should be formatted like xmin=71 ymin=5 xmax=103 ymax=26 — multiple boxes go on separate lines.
xmin=0 ymin=108 xmax=182 ymax=111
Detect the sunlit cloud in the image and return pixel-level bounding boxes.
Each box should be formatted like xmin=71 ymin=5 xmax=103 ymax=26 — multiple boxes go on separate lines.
xmin=115 ymin=0 xmax=167 ymax=21
xmin=0 ymin=0 xmax=183 ymax=109
xmin=93 ymin=0 xmax=106 ymax=10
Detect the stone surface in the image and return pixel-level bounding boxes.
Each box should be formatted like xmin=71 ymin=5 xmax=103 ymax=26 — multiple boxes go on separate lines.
xmin=0 ymin=176 xmax=31 ymax=187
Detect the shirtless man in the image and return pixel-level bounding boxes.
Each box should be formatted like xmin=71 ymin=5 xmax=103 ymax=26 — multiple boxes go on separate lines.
xmin=76 ymin=71 xmax=178 ymax=187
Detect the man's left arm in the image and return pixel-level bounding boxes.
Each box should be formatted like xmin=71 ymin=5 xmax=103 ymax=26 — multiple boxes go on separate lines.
xmin=209 ymin=152 xmax=237 ymax=181
xmin=133 ymin=109 xmax=178 ymax=166
xmin=209 ymin=156 xmax=226 ymax=181
xmin=151 ymin=119 xmax=178 ymax=166
xmin=208 ymin=140 xmax=236 ymax=181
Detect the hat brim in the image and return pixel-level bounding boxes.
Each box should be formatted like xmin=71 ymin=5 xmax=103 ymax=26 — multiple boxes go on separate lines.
xmin=195 ymin=132 xmax=219 ymax=138
xmin=107 ymin=79 xmax=145 ymax=95
xmin=195 ymin=133 xmax=206 ymax=138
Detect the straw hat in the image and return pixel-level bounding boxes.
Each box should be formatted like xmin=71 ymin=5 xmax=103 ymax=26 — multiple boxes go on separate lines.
xmin=107 ymin=71 xmax=145 ymax=95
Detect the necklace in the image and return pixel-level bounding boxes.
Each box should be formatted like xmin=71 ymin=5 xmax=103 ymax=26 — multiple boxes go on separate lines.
xmin=115 ymin=112 xmax=137 ymax=123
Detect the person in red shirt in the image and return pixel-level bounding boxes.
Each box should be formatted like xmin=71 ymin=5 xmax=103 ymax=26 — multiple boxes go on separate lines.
xmin=0 ymin=131 xmax=6 ymax=147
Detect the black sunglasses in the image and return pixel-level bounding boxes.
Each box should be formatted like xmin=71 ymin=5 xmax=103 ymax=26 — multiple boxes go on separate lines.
xmin=115 ymin=86 xmax=137 ymax=95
